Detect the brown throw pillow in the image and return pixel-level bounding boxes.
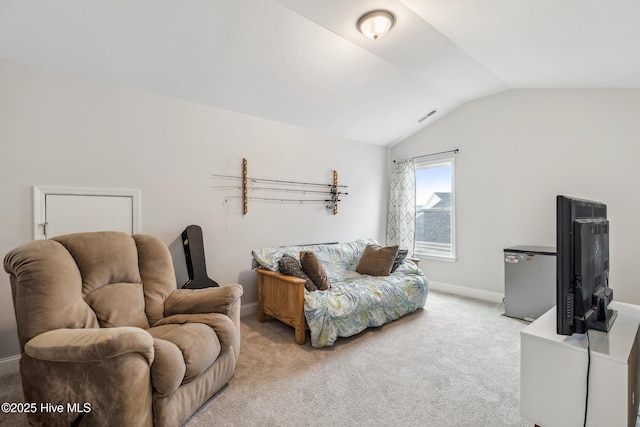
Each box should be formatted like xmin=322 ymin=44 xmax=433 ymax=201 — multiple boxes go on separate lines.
xmin=279 ymin=254 xmax=318 ymax=292
xmin=356 ymin=244 xmax=399 ymax=276
xmin=299 ymin=251 xmax=331 ymax=291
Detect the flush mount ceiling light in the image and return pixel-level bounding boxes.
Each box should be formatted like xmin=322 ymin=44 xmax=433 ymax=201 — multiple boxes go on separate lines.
xmin=357 ymin=10 xmax=395 ymax=40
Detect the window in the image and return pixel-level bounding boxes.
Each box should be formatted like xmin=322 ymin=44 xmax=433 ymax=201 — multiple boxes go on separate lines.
xmin=414 ymin=155 xmax=456 ymax=260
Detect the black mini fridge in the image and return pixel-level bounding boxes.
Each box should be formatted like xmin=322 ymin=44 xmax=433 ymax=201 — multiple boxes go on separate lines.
xmin=503 ymin=246 xmax=556 ymax=321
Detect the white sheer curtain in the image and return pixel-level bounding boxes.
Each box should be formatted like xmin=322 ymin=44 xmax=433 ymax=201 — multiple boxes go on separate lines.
xmin=386 ymin=159 xmax=416 ymax=255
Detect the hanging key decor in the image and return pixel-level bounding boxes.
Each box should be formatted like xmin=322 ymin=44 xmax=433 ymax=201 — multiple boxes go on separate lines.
xmin=211 ymin=158 xmax=348 ymax=215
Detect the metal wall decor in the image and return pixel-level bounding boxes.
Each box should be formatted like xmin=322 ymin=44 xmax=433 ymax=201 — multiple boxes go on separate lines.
xmin=211 ymin=158 xmax=348 ymax=215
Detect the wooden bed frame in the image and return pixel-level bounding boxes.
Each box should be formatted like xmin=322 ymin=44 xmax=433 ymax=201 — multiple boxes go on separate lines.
xmin=256 ymin=268 xmax=309 ymax=344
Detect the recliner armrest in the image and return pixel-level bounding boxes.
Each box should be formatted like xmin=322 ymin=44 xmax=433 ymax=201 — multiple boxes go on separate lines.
xmin=24 ymin=326 xmax=154 ymax=364
xmin=164 ymin=284 xmax=243 ymax=317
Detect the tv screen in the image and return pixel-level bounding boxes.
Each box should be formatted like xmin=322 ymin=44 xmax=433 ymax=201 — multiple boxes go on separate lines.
xmin=556 ymin=195 xmax=617 ymax=335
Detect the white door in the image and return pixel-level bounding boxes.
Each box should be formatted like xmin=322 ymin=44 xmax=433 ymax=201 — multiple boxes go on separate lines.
xmin=33 ymin=186 xmax=141 ymax=240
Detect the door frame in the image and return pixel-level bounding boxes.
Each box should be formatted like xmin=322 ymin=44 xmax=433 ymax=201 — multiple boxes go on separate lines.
xmin=33 ymin=186 xmax=142 ymax=240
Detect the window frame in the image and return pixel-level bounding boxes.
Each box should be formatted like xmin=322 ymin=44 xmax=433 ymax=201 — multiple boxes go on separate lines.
xmin=413 ymin=154 xmax=457 ymax=262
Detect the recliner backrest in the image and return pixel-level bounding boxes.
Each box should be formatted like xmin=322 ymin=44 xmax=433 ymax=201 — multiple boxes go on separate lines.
xmin=54 ymin=232 xmax=150 ymax=330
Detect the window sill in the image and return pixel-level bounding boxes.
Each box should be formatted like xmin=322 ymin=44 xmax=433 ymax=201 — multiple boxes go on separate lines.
xmin=415 ymin=253 xmax=457 ymax=263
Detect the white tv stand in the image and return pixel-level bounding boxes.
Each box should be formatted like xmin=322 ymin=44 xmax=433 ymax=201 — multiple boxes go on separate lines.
xmin=520 ymin=302 xmax=640 ymax=427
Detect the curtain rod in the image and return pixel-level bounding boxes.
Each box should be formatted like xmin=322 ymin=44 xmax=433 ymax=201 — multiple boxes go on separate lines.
xmin=393 ymin=148 xmax=459 ymax=163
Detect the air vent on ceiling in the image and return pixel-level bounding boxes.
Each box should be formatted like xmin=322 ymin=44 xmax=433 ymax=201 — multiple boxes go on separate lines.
xmin=417 ymin=109 xmax=438 ymax=123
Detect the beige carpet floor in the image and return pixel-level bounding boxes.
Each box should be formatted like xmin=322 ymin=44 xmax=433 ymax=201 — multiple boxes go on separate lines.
xmin=1 ymin=290 xmax=531 ymax=426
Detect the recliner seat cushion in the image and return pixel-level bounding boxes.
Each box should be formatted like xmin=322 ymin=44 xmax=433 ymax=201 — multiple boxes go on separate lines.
xmin=152 ymin=312 xmax=238 ymax=353
xmin=148 ymin=323 xmax=221 ymax=384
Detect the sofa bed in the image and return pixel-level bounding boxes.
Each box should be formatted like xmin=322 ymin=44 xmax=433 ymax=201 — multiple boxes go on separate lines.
xmin=252 ymin=239 xmax=428 ymax=347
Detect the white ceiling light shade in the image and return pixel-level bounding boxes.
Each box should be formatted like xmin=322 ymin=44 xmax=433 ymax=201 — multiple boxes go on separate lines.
xmin=357 ymin=10 xmax=395 ymax=40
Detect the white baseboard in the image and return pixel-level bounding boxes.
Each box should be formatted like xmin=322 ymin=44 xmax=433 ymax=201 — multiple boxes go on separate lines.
xmin=429 ymin=281 xmax=504 ymax=304
xmin=241 ymin=301 xmax=258 ymax=317
xmin=0 ymin=354 xmax=20 ymax=377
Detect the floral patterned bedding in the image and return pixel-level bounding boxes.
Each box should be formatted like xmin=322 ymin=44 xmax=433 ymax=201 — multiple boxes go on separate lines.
xmin=252 ymin=239 xmax=428 ymax=347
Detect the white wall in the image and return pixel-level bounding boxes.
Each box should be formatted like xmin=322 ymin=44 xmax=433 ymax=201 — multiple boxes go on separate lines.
xmin=392 ymin=89 xmax=640 ymax=305
xmin=0 ymin=59 xmax=388 ymax=359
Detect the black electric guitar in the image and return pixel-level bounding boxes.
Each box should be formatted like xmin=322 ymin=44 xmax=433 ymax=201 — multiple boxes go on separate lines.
xmin=181 ymin=225 xmax=219 ymax=289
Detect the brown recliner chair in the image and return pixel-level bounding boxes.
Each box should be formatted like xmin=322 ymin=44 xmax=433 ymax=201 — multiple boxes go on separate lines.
xmin=4 ymin=231 xmax=243 ymax=427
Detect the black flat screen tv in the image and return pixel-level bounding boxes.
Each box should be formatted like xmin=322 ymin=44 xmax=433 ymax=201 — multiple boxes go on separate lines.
xmin=556 ymin=195 xmax=617 ymax=335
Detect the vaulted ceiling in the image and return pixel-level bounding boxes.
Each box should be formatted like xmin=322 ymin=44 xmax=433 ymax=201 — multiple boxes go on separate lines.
xmin=1 ymin=0 xmax=639 ymax=146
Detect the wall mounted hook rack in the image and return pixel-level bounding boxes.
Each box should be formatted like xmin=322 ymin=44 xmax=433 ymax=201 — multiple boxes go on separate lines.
xmin=211 ymin=158 xmax=348 ymax=215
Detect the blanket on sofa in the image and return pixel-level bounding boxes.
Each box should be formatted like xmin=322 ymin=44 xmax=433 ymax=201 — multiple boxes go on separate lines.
xmin=252 ymin=239 xmax=428 ymax=347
